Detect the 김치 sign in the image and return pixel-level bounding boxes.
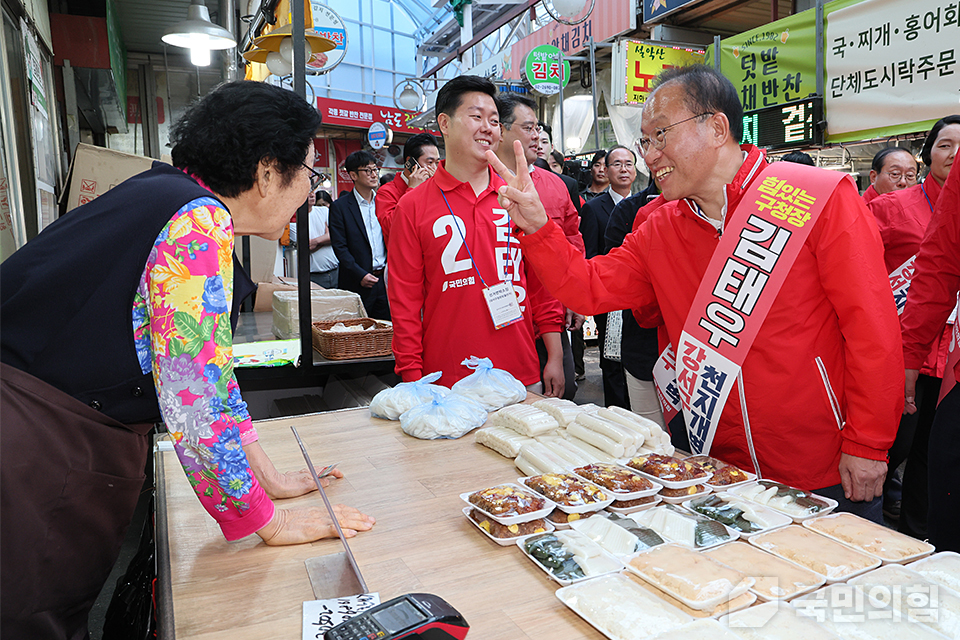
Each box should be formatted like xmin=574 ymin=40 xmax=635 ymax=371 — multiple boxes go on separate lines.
xmin=741 ymin=97 xmax=822 ymax=150
xmin=524 ymin=45 xmax=570 ymax=95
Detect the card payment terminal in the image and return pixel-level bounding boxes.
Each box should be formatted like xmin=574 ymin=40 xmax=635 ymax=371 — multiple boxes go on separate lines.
xmin=323 ymin=593 xmax=468 ymax=640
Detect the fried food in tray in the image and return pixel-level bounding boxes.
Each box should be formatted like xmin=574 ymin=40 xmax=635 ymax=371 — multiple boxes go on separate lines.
xmin=660 ymin=485 xmax=708 ymax=498
xmin=573 ymin=463 xmax=655 ymax=494
xmin=523 ymin=473 xmax=610 ymax=508
xmin=467 ymin=508 xmax=549 ymax=539
xmin=467 ymin=483 xmax=546 ymax=516
xmin=547 ymin=509 xmax=602 ymax=525
xmin=627 ymin=453 xmax=709 ymax=483
xmin=708 ymin=466 xmax=752 ymax=486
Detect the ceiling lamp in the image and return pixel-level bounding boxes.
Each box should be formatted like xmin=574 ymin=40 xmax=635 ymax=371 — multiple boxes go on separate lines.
xmin=241 ymin=24 xmax=335 ymax=77
xmin=162 ymin=0 xmax=237 ymax=67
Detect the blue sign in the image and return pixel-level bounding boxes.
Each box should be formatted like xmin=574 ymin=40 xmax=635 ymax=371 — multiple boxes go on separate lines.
xmin=644 ymin=0 xmax=704 ymax=23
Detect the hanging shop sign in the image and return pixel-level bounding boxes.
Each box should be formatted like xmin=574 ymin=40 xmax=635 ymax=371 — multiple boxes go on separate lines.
xmin=367 ymin=122 xmax=389 ymax=150
xmin=824 ymin=0 xmax=960 ymax=141
xmin=315 ymin=97 xmax=439 ymax=136
xmin=308 ymin=2 xmax=347 ymax=73
xmin=611 ymin=40 xmax=705 ymax=105
xmin=742 ymin=97 xmax=823 ymax=149
xmin=503 ymin=0 xmax=637 ymax=81
xmin=643 ymin=0 xmax=706 ymax=24
xmin=707 ymin=9 xmax=818 ymax=114
xmin=524 ymin=45 xmax=571 ymax=96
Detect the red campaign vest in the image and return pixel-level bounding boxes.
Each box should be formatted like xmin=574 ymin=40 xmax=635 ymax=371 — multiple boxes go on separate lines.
xmin=653 ymin=161 xmax=845 ymax=456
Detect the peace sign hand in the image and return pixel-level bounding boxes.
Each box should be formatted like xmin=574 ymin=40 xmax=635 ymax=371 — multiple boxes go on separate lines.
xmin=485 ymin=141 xmax=549 ymax=235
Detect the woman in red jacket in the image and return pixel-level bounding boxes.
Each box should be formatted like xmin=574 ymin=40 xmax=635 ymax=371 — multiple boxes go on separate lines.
xmin=868 ymin=115 xmax=960 ymax=539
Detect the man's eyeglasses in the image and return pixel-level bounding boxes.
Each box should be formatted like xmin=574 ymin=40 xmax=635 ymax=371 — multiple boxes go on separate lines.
xmin=355 ymin=166 xmax=380 ymax=176
xmin=608 ymin=161 xmax=635 ymax=170
xmin=638 ymin=113 xmax=714 ymax=154
xmin=883 ymin=170 xmax=917 ymax=182
xmin=302 ymin=162 xmax=324 ymax=191
xmin=503 ymin=121 xmax=541 ymax=136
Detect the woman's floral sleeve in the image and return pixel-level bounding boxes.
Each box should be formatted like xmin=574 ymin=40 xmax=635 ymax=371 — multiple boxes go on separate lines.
xmin=145 ymin=197 xmax=274 ymax=540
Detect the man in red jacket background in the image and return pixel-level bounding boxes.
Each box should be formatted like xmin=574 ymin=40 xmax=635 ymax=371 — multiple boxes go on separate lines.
xmin=489 ymin=65 xmax=902 ymax=522
xmin=376 ymin=132 xmax=440 ymax=245
xmin=862 ymin=147 xmax=919 ymax=204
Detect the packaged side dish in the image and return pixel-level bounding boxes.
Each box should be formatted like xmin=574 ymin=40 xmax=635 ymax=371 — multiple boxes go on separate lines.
xmin=607 ymin=495 xmax=663 ymax=514
xmin=572 ymin=463 xmax=660 ymax=500
xmin=521 ymin=473 xmax=615 ymax=513
xmin=729 ymin=481 xmax=836 ymax=522
xmin=848 ymin=565 xmax=960 ymax=639
xmin=518 ymin=530 xmax=623 ymax=585
xmin=625 ymin=453 xmax=712 ymax=489
xmin=908 ymin=551 xmax=960 ymax=593
xmin=803 ymin=512 xmax=935 ymax=564
xmin=793 ymin=584 xmax=955 ymax=640
xmin=749 ymin=525 xmax=881 ymax=583
xmin=461 ymin=483 xmax=554 ymax=525
xmin=462 ymin=507 xmax=552 ymax=546
xmin=684 ymin=494 xmax=792 ymax=537
xmin=720 ymin=601 xmax=841 ymax=640
xmin=625 ymin=543 xmax=755 ymax=611
xmin=633 ymin=504 xmax=737 ymax=550
xmin=685 ymin=455 xmax=757 ymax=490
xmin=704 ymin=541 xmax=825 ymax=601
xmin=555 ymin=573 xmax=693 ymax=640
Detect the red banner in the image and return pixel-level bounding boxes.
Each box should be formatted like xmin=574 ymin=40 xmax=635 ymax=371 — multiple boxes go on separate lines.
xmin=312 ymin=138 xmax=330 ymax=168
xmin=333 ymin=139 xmax=362 ymax=195
xmin=316 ymin=96 xmax=438 ymax=136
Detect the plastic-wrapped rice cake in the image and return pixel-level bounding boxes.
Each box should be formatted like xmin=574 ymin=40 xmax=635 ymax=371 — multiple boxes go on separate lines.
xmin=722 ymin=601 xmax=840 ymax=640
xmin=556 ymin=573 xmax=692 ymax=640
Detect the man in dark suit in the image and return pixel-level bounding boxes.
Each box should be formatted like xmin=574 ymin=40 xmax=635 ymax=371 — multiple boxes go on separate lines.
xmin=578 ymin=145 xmax=638 ymax=408
xmin=329 ymin=150 xmax=390 ymax=320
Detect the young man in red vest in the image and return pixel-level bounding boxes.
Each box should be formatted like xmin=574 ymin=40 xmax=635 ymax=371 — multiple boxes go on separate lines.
xmin=490 ymin=65 xmax=902 ymax=522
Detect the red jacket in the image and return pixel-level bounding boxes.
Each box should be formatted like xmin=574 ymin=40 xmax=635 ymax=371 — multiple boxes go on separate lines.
xmin=902 ymin=161 xmax=960 ymax=382
xmin=519 ymin=146 xmax=903 ymax=491
xmin=868 ymin=179 xmax=949 ymax=377
xmin=388 ymin=161 xmax=564 ymax=387
xmin=862 ymin=184 xmax=881 ymax=204
xmin=375 ymin=172 xmax=409 ymax=246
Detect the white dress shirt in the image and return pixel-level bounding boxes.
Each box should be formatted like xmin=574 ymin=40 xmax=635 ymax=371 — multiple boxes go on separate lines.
xmin=354 ymin=188 xmax=386 ymax=270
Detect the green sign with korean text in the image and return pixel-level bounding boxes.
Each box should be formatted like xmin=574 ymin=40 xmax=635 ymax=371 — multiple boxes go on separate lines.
xmin=707 ymin=11 xmax=818 ymax=113
xmin=524 ymin=45 xmax=571 ymax=96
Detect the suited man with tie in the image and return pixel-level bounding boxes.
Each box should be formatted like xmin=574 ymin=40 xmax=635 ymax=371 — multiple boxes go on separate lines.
xmin=578 ymin=145 xmax=638 ymax=408
xmin=329 ymin=150 xmax=390 ymax=320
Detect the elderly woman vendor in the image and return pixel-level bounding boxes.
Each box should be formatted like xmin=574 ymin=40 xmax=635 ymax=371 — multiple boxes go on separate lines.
xmin=0 ymin=81 xmax=375 ymax=638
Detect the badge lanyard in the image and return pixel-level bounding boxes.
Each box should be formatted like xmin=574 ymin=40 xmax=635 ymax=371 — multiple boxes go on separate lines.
xmin=440 ymin=187 xmax=523 ymax=330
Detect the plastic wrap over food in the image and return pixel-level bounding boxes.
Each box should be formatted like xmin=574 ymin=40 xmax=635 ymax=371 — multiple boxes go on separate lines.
xmin=533 ymin=398 xmax=587 ymax=427
xmin=399 ymin=392 xmax=488 ymax=439
xmin=475 ymin=426 xmax=535 ymax=458
xmin=451 ymin=356 xmax=527 ymax=410
xmin=369 ymin=372 xmax=450 ymax=420
xmin=491 ymin=404 xmax=559 ymax=437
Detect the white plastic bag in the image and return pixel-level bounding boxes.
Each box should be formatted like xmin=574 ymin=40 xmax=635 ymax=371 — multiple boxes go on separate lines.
xmin=451 ymin=356 xmax=527 ymax=411
xmin=369 ymin=372 xmax=449 ymax=420
xmin=399 ymin=393 xmax=489 ymax=439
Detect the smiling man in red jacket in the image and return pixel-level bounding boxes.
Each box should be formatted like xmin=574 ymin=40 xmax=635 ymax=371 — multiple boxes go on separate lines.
xmin=489 ymin=65 xmax=903 ymax=522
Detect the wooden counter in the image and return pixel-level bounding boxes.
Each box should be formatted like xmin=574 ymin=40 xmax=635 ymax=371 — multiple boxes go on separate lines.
xmin=156 ymin=406 xmax=603 ymax=639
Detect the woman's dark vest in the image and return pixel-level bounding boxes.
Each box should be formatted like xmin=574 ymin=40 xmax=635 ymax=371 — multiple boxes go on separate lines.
xmin=1 ymin=163 xmax=235 ymax=424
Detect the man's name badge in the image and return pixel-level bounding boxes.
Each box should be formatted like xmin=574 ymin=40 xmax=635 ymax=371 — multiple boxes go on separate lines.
xmin=483 ymin=281 xmax=523 ymax=330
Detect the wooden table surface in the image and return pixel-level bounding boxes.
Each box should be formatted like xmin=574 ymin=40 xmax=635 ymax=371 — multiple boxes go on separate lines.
xmin=157 ymin=404 xmax=605 ymax=639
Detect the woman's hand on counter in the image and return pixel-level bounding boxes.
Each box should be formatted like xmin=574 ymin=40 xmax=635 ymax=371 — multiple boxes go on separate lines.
xmin=245 ymin=439 xmax=344 ymax=499
xmin=257 ymin=504 xmax=376 ymax=545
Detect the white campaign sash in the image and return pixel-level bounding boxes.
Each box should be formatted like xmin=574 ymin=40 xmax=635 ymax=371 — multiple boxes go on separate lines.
xmin=653 ymin=343 xmax=681 ymax=425
xmin=890 ymin=253 xmax=958 ymax=323
xmin=675 ymin=161 xmax=845 ymax=454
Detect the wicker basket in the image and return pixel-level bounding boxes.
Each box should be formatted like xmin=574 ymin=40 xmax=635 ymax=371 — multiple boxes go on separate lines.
xmin=311 ymin=318 xmax=393 ymax=360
